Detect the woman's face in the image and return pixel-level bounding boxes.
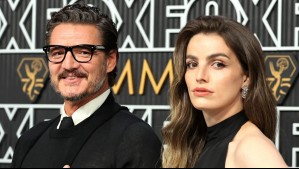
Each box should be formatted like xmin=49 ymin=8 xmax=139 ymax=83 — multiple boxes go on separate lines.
xmin=185 ymin=33 xmax=248 ymax=119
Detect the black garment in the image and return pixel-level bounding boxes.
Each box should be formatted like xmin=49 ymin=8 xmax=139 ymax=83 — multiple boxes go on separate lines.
xmin=195 ymin=112 xmax=248 ymax=168
xmin=59 ymin=117 xmax=74 ymax=129
xmin=11 ymin=94 xmax=162 ymax=168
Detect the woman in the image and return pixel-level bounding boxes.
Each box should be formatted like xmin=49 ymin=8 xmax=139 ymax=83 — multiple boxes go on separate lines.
xmin=162 ymin=16 xmax=288 ymax=168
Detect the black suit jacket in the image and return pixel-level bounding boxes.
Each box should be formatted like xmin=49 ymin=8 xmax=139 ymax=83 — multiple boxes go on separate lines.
xmin=11 ymin=94 xmax=162 ymax=168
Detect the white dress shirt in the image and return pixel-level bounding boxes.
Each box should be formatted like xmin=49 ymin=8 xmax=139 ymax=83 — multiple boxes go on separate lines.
xmin=57 ymin=89 xmax=111 ymax=129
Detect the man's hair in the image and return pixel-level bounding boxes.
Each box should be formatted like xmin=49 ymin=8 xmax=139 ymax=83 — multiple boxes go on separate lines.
xmin=45 ymin=1 xmax=119 ymax=86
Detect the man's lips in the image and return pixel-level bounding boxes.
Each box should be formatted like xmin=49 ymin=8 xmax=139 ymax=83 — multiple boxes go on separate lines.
xmin=60 ymin=76 xmax=85 ymax=84
xmin=62 ymin=76 xmax=82 ymax=80
xmin=60 ymin=75 xmax=85 ymax=79
xmin=192 ymin=88 xmax=214 ymax=96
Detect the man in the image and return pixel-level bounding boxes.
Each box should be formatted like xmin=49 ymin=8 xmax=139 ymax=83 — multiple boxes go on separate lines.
xmin=11 ymin=2 xmax=162 ymax=168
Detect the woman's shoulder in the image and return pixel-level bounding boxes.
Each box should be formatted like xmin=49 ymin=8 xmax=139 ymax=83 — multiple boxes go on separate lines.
xmin=236 ymin=121 xmax=267 ymax=142
xmin=235 ymin=122 xmax=275 ymax=152
xmin=226 ymin=122 xmax=288 ymax=168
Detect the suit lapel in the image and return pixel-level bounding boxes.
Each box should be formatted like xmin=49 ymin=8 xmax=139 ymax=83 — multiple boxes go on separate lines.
xmin=12 ymin=117 xmax=59 ymax=168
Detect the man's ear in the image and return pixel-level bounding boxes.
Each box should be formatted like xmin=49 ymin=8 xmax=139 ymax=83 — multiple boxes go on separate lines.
xmin=106 ymin=50 xmax=117 ymax=73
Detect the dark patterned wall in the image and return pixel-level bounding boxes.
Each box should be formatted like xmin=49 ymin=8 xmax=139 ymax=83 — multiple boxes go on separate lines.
xmin=0 ymin=0 xmax=298 ymax=167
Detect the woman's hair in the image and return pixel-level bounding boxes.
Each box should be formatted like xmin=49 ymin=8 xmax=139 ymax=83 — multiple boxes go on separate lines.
xmin=162 ymin=16 xmax=277 ymax=168
xmin=45 ymin=1 xmax=118 ymax=86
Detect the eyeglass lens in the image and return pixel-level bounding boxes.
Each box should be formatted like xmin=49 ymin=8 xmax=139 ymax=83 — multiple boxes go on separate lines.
xmin=46 ymin=46 xmax=93 ymax=63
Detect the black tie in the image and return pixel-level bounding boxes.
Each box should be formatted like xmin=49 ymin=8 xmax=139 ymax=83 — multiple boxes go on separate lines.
xmin=59 ymin=117 xmax=74 ymax=129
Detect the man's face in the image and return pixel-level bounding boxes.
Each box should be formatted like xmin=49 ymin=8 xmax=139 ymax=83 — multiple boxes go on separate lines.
xmin=48 ymin=23 xmax=115 ymax=102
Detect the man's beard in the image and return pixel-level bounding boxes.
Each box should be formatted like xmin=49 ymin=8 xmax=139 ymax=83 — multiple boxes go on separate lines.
xmin=63 ymin=92 xmax=88 ymax=102
xmin=50 ymin=70 xmax=106 ymax=103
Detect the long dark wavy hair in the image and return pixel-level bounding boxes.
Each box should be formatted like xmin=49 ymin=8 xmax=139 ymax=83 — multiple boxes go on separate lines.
xmin=162 ymin=16 xmax=277 ymax=168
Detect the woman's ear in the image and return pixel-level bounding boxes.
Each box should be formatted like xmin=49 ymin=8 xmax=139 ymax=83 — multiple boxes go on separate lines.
xmin=106 ymin=50 xmax=117 ymax=73
xmin=243 ymin=75 xmax=250 ymax=87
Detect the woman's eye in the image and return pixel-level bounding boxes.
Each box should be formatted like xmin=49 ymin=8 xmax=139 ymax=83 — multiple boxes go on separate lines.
xmin=212 ymin=62 xmax=226 ymax=69
xmin=186 ymin=62 xmax=198 ymax=69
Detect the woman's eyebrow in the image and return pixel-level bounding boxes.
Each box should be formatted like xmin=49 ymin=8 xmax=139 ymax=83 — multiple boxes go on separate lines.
xmin=207 ymin=53 xmax=230 ymax=60
xmin=186 ymin=55 xmax=198 ymax=60
xmin=186 ymin=53 xmax=230 ymax=61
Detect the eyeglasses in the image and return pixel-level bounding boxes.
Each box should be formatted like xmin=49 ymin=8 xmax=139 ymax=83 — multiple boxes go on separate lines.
xmin=43 ymin=44 xmax=106 ymax=63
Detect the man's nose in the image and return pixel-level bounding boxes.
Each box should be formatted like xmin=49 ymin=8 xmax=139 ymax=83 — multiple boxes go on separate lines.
xmin=61 ymin=51 xmax=80 ymax=70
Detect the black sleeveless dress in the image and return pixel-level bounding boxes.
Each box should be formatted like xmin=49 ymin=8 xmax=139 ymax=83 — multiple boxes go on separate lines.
xmin=194 ymin=112 xmax=248 ymax=168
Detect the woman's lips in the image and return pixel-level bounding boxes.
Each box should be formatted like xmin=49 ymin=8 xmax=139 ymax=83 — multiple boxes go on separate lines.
xmin=192 ymin=88 xmax=214 ymax=97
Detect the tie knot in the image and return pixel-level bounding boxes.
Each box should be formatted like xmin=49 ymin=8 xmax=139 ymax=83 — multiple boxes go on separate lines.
xmin=59 ymin=117 xmax=74 ymax=129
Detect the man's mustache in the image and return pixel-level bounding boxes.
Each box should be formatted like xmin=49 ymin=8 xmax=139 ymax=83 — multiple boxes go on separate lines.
xmin=58 ymin=70 xmax=88 ymax=79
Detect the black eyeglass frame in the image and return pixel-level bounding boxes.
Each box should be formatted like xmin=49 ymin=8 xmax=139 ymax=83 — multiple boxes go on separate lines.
xmin=43 ymin=44 xmax=106 ymax=63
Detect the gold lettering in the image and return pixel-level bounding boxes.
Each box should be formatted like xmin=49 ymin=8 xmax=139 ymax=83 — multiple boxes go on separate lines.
xmin=139 ymin=59 xmax=173 ymax=95
xmin=112 ymin=59 xmax=135 ymax=95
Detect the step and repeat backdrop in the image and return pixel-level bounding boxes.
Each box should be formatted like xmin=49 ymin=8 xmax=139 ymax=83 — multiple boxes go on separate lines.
xmin=0 ymin=0 xmax=299 ymax=167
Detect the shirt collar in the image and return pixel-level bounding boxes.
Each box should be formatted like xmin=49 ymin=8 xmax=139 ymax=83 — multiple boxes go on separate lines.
xmin=59 ymin=89 xmax=111 ymax=127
